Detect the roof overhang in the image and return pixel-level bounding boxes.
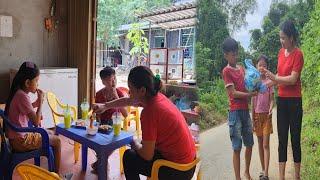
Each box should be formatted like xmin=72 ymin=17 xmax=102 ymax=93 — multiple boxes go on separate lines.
xmin=136 ymin=2 xmax=197 ymax=30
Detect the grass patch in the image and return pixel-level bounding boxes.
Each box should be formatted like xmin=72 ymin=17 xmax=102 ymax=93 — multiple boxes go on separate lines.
xmin=301 ymin=108 xmax=320 ymax=179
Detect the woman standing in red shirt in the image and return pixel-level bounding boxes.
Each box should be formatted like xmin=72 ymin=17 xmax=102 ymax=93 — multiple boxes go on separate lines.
xmin=93 ymin=66 xmax=196 ymax=180
xmin=261 ymin=20 xmax=303 ymax=180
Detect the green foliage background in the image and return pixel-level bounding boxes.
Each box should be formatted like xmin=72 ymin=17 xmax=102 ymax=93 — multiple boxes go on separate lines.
xmin=97 ymin=0 xmax=171 ymax=45
xmin=300 ymin=1 xmax=320 ymax=178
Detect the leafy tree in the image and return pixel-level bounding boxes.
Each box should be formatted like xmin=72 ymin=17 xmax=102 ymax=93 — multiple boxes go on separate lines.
xmin=216 ymin=0 xmax=258 ymax=31
xmin=249 ymin=29 xmax=262 ymax=51
xmin=195 ymin=42 xmax=214 ymax=92
xmin=196 ymin=0 xmax=229 ymax=79
xmin=196 ymin=0 xmax=257 ymax=80
xmin=126 ymin=23 xmax=149 ymax=65
xmin=268 ymin=2 xmax=290 ymax=26
xmin=262 ymin=17 xmax=275 ymax=34
xmin=97 ymin=0 xmax=171 ymax=46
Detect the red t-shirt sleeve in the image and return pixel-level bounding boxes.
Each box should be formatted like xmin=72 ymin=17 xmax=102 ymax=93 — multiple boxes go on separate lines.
xmin=141 ymin=110 xmax=157 ymax=141
xmin=292 ymin=51 xmax=304 ymax=73
xmin=222 ymin=68 xmax=233 ymax=88
xmin=116 ymin=88 xmax=125 ymax=98
xmin=18 ymin=92 xmax=34 ymax=116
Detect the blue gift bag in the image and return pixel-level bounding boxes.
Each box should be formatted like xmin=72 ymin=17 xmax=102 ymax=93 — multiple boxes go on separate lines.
xmin=244 ymin=59 xmax=267 ymax=93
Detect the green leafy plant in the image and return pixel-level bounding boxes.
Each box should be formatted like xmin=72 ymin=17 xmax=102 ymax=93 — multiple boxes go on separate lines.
xmin=126 ymin=23 xmax=149 ymax=65
xmin=300 ymin=1 xmax=320 ymax=178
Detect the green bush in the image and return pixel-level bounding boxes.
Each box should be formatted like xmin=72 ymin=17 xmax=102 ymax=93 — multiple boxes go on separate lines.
xmin=301 ymin=0 xmax=320 ymax=109
xmin=300 ymin=1 xmax=320 ymax=178
xmin=198 ymin=79 xmax=228 ymax=130
xmin=301 ymin=109 xmax=320 ymax=179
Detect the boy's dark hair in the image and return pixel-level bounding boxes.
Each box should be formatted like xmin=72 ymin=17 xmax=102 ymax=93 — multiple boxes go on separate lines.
xmin=5 ymin=62 xmax=40 ymax=115
xmin=280 ymin=20 xmax=298 ymax=43
xmin=257 ymin=54 xmax=269 ymax=67
xmin=99 ymin=66 xmax=115 ymax=79
xmin=222 ymin=37 xmax=238 ymax=53
xmin=128 ymin=66 xmax=162 ymax=97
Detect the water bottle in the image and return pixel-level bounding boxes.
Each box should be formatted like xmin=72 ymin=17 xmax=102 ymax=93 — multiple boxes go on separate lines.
xmin=81 ymin=98 xmax=89 ymax=120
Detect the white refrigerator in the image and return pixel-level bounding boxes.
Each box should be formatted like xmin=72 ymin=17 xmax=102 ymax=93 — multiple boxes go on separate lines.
xmin=10 ymin=68 xmax=78 ymax=128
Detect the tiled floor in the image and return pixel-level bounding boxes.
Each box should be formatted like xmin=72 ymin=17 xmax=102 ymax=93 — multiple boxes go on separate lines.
xmin=12 ymin=135 xmax=147 ymax=180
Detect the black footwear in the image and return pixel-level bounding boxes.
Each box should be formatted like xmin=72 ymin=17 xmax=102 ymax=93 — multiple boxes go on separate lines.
xmin=259 ymin=172 xmax=264 ymax=179
xmin=261 ymin=176 xmax=269 ymax=180
xmin=62 ymin=172 xmax=73 ymax=180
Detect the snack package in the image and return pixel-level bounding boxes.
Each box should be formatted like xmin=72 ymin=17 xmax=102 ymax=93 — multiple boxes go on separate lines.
xmin=244 ymin=59 xmax=267 ymax=93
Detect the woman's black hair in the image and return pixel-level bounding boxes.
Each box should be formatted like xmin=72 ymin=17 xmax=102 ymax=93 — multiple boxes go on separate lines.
xmin=280 ymin=20 xmax=298 ymax=43
xmin=257 ymin=54 xmax=269 ymax=68
xmin=128 ymin=66 xmax=162 ymax=97
xmin=5 ymin=62 xmax=40 ymax=115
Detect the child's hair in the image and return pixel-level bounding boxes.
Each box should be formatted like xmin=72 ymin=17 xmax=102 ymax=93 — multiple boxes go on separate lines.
xmin=257 ymin=54 xmax=269 ymax=68
xmin=99 ymin=66 xmax=115 ymax=79
xmin=280 ymin=20 xmax=298 ymax=43
xmin=222 ymin=37 xmax=238 ymax=53
xmin=128 ymin=66 xmax=162 ymax=97
xmin=5 ymin=62 xmax=40 ymax=115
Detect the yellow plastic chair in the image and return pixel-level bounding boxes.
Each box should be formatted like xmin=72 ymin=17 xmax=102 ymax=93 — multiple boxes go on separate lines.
xmin=16 ymin=163 xmax=61 ymax=180
xmin=147 ymin=157 xmax=201 ymax=180
xmin=117 ymin=87 xmax=141 ymax=134
xmin=146 ymin=143 xmax=201 ymax=180
xmin=46 ymin=91 xmax=81 ymax=163
xmin=124 ymin=106 xmax=141 ymax=134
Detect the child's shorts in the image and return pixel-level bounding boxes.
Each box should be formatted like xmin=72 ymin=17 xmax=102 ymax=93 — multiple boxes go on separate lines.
xmin=10 ymin=133 xmax=42 ymax=152
xmin=253 ymin=113 xmax=273 ymax=136
xmin=228 ymin=110 xmax=254 ymax=150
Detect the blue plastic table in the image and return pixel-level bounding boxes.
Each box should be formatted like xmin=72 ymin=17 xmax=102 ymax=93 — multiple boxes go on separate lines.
xmin=56 ymin=123 xmax=133 ymax=180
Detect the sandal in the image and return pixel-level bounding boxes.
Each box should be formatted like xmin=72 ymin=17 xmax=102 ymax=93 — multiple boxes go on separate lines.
xmin=259 ymin=172 xmax=264 ymax=179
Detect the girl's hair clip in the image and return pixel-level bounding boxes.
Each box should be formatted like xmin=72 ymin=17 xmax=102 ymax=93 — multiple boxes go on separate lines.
xmin=26 ymin=61 xmax=35 ymax=69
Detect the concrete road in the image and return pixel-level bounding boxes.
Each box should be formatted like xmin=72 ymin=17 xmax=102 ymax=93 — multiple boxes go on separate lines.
xmin=200 ymin=109 xmax=295 ymax=180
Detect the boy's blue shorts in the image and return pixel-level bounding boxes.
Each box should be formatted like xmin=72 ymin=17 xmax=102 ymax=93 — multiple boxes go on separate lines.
xmin=228 ymin=110 xmax=254 ymax=150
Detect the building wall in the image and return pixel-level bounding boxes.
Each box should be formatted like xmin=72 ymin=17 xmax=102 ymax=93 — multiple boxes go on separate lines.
xmin=0 ymin=0 xmax=68 ymax=103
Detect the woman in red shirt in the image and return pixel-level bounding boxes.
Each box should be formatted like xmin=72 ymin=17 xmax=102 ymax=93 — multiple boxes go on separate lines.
xmin=93 ymin=66 xmax=196 ymax=180
xmin=261 ymin=20 xmax=303 ymax=180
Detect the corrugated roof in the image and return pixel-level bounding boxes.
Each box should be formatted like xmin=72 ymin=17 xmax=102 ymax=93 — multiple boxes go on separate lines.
xmin=136 ymin=2 xmax=197 ymax=30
